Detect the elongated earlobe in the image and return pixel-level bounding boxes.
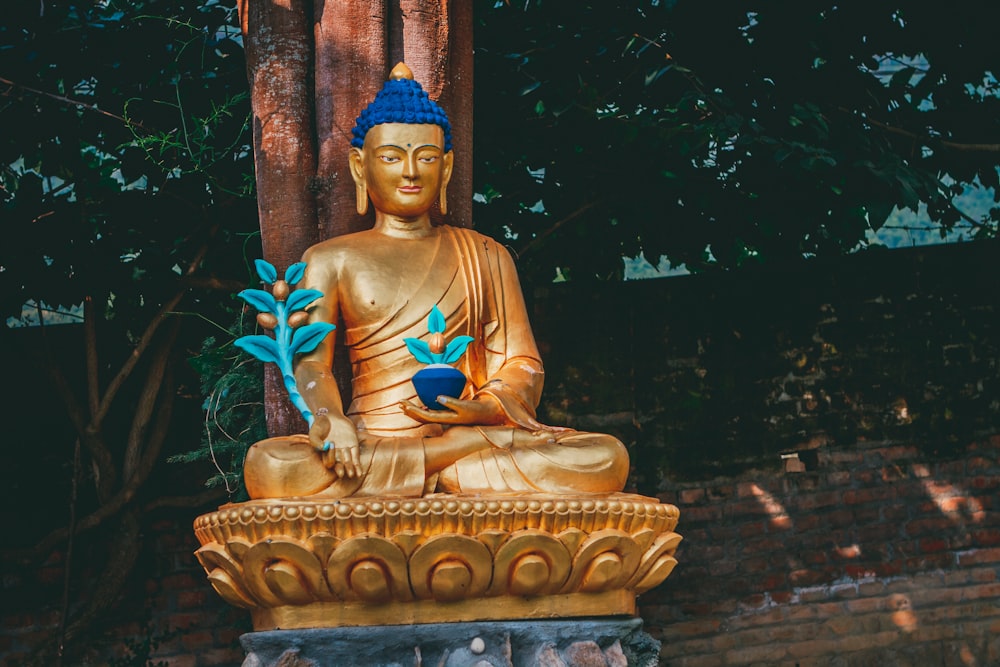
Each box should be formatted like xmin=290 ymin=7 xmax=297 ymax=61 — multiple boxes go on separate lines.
xmin=356 ymin=183 xmax=369 ymax=215
xmin=439 ymin=151 xmax=454 ymax=216
xmin=349 ymin=148 xmax=368 ymax=215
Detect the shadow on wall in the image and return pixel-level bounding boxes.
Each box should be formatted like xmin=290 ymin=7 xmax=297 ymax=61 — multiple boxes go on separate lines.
xmin=644 ymin=436 xmax=999 ymax=666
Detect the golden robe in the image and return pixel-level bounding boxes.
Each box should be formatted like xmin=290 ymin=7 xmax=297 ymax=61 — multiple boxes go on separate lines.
xmin=244 ymin=226 xmax=628 ymax=498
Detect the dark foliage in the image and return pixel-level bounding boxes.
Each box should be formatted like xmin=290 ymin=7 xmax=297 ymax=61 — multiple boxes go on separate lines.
xmin=1 ymin=1 xmax=257 ymax=661
xmin=473 ymin=1 xmax=1000 ymax=283
xmin=1 ymin=0 xmax=258 ymax=329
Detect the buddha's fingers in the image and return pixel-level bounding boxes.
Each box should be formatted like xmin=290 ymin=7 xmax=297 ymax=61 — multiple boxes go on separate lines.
xmin=321 ymin=446 xmax=339 ymax=472
xmin=398 ymin=399 xmax=444 ymax=423
xmin=310 ymin=414 xmax=333 ymax=450
xmin=334 ymin=443 xmax=362 ymax=479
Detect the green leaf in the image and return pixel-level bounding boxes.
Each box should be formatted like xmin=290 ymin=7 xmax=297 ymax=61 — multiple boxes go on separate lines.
xmin=403 ymin=337 xmax=435 ymax=364
xmin=285 ymin=262 xmax=306 ymax=285
xmin=865 ymin=201 xmax=895 ymax=229
xmin=234 ymin=335 xmax=280 ymax=365
xmin=645 ymin=65 xmax=672 ymax=86
xmin=442 ymin=336 xmax=475 ymax=364
xmin=519 ymin=81 xmax=541 ymax=96
xmin=238 ymin=288 xmax=277 ymax=314
xmin=289 ymin=322 xmax=336 ymax=356
xmin=428 ymin=305 xmax=447 ymax=334
xmin=286 ymin=288 xmax=323 ymax=312
xmin=254 ymin=259 xmax=277 ymax=284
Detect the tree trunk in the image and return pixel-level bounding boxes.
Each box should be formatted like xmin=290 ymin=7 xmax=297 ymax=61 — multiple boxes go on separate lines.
xmin=242 ymin=0 xmax=320 ymax=436
xmin=241 ymin=0 xmax=474 ymax=437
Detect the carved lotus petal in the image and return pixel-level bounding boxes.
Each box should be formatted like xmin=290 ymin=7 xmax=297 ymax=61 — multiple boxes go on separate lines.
xmin=327 ymin=535 xmax=411 ymax=602
xmin=242 ymin=538 xmax=326 ymax=606
xmin=195 ymin=543 xmax=256 ymax=608
xmin=628 ymin=531 xmax=683 ymax=594
xmin=562 ymin=529 xmax=640 ymax=594
xmin=207 ymin=569 xmax=257 ymax=609
xmin=409 ymin=534 xmax=491 ymax=601
xmin=490 ymin=530 xmax=571 ymax=597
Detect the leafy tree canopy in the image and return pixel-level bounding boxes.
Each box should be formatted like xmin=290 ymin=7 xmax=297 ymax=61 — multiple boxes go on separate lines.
xmin=1 ymin=0 xmax=256 ymax=330
xmin=473 ymin=0 xmax=1000 ymax=283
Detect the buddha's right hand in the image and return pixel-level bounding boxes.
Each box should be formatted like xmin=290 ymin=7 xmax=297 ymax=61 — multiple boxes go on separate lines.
xmin=308 ymin=413 xmax=362 ymax=480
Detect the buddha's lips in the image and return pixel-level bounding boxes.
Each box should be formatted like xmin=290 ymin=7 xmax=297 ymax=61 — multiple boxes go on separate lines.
xmin=398 ymin=185 xmax=422 ymax=193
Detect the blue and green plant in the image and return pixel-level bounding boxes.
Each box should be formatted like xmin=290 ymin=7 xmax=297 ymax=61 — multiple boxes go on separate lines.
xmin=403 ymin=305 xmax=474 ymax=365
xmin=234 ymin=259 xmax=335 ymax=426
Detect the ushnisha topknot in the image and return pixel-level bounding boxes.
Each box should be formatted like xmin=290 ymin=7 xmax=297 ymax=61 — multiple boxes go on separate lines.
xmin=350 ymin=62 xmax=453 ymax=152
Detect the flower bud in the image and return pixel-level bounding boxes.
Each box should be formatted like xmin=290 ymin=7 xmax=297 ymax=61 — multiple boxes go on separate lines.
xmin=287 ymin=311 xmax=309 ymax=328
xmin=256 ymin=312 xmax=278 ymax=330
xmin=272 ymin=280 xmax=290 ymax=301
xmin=429 ymin=332 xmax=445 ymax=354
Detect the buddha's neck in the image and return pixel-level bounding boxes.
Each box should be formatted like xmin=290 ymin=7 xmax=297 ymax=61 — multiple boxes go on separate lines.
xmin=372 ymin=213 xmax=436 ymax=239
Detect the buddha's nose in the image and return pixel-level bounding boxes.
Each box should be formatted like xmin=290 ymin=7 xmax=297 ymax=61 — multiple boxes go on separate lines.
xmin=402 ymin=154 xmax=417 ymax=179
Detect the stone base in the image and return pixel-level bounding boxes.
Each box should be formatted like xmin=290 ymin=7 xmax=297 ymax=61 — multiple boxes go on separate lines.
xmin=240 ymin=617 xmax=661 ymax=667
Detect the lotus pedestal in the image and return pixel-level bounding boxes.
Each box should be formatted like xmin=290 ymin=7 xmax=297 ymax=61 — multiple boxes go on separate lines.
xmin=193 ymin=493 xmax=681 ymax=665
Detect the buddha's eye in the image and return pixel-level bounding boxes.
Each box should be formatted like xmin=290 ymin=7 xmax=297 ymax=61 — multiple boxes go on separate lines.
xmin=419 ymin=156 xmax=438 ymax=164
xmin=379 ymin=155 xmax=401 ymax=163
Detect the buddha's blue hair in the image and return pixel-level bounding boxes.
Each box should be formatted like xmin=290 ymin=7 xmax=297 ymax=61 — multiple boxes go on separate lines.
xmin=351 ymin=77 xmax=452 ymax=152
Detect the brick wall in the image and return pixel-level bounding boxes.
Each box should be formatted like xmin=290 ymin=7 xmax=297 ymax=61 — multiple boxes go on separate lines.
xmin=643 ymin=436 xmax=1000 ymax=666
xmin=0 ymin=516 xmax=248 ymax=667
xmin=142 ymin=520 xmax=250 ymax=666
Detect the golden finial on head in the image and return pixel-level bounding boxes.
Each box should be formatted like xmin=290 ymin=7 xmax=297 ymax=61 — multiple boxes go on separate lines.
xmin=389 ymin=62 xmax=414 ymax=81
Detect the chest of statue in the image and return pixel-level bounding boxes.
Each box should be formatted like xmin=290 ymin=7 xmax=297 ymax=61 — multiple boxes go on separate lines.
xmin=338 ymin=231 xmax=460 ymax=330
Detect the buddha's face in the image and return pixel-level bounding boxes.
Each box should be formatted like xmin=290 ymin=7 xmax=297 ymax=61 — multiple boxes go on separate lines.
xmin=351 ymin=123 xmax=453 ymax=219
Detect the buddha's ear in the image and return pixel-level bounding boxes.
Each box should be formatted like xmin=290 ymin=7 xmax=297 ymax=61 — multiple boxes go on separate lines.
xmin=439 ymin=150 xmax=454 ymax=215
xmin=349 ymin=147 xmax=368 ymax=216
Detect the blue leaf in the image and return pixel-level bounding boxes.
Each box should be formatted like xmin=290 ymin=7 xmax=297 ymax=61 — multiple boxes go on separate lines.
xmin=442 ymin=336 xmax=475 ymax=364
xmin=254 ymin=259 xmax=277 ymax=284
xmin=238 ymin=288 xmax=278 ymax=314
xmin=285 ymin=262 xmax=307 ymax=285
xmin=403 ymin=337 xmax=435 ymax=364
xmin=289 ymin=322 xmax=336 ymax=356
xmin=234 ymin=335 xmax=281 ymax=364
xmin=286 ymin=288 xmax=324 ymax=312
xmin=428 ymin=305 xmax=446 ymax=334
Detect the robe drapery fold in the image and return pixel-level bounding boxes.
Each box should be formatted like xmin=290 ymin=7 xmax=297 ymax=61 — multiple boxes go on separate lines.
xmin=345 ymin=226 xmax=545 ymax=438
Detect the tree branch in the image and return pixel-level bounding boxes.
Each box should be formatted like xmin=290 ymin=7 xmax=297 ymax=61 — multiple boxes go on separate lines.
xmin=36 ymin=321 xmax=118 ymax=501
xmin=0 ymin=75 xmax=146 ymax=131
xmin=93 ymin=227 xmax=216 ymax=423
xmin=518 ymin=200 xmax=601 ymax=257
xmin=84 ymin=296 xmax=99 ymax=419
xmin=144 ymin=487 xmax=228 ymax=512
xmin=843 ymin=107 xmax=1000 ymax=153
xmin=123 ymin=319 xmax=180 ymax=480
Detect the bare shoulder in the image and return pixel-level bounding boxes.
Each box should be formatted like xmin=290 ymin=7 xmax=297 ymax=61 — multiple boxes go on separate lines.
xmin=302 ymin=230 xmax=381 ymax=267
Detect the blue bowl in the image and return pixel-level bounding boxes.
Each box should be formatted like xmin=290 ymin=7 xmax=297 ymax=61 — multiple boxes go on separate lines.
xmin=412 ymin=365 xmax=467 ymax=410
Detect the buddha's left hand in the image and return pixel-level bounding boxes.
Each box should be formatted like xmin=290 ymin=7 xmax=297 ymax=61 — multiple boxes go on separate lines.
xmin=400 ymin=394 xmax=505 ymax=426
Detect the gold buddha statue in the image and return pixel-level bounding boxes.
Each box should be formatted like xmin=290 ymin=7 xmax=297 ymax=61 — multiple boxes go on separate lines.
xmin=243 ymin=63 xmax=630 ymax=500
xmin=195 ymin=65 xmax=681 ymax=630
